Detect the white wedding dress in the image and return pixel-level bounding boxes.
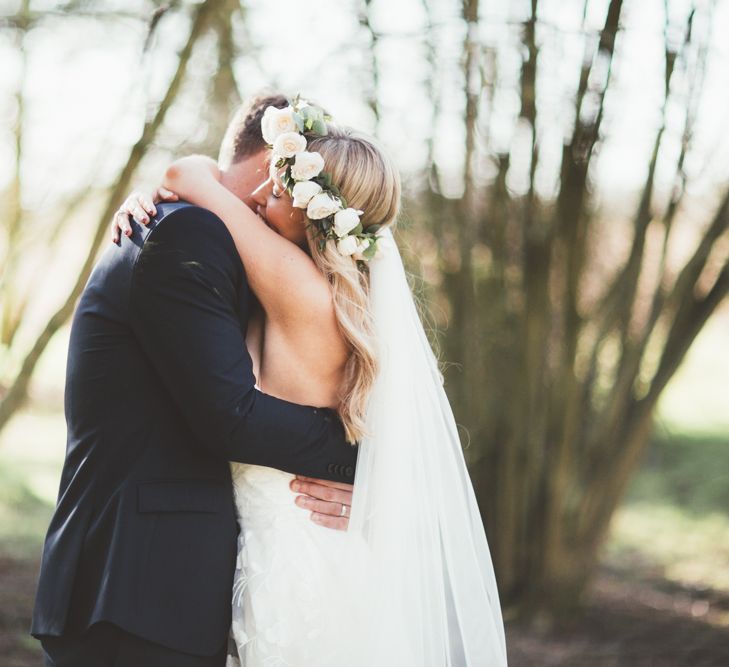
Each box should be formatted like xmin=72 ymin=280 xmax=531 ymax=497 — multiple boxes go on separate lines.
xmin=226 ymin=460 xmax=357 ymax=667
xmin=226 ymin=229 xmax=508 ymax=666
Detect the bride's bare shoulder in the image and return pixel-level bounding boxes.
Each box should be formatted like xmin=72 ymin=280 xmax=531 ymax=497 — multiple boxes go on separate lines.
xmin=274 ymin=275 xmax=348 ymax=355
xmin=261 ymin=256 xmax=335 ymax=323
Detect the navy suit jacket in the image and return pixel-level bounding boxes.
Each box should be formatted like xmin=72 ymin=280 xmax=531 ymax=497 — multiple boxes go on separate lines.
xmin=31 ymin=202 xmax=358 ymax=656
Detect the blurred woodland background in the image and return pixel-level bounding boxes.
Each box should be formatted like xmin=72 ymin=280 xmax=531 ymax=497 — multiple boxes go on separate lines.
xmin=1 ymin=0 xmax=728 ymax=664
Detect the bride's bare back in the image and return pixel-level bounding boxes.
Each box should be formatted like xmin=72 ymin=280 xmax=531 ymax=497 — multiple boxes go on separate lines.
xmin=157 ymin=156 xmax=352 ymax=414
xmin=246 ymin=301 xmax=347 ymax=410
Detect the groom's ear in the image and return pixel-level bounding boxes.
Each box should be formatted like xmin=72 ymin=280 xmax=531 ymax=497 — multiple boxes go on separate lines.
xmin=220 ymin=150 xmax=270 ymax=209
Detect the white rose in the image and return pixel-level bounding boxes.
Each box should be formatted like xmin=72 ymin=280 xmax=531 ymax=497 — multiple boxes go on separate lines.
xmin=261 ymin=107 xmax=277 ymax=143
xmin=353 ymin=237 xmax=372 ymax=260
xmin=291 ymin=181 xmax=323 ymax=208
xmin=336 ymin=235 xmax=359 ymax=257
xmin=306 ymin=192 xmax=341 ymax=220
xmin=272 ymin=132 xmax=307 ymax=159
xmin=261 ymin=108 xmax=275 ymax=143
xmin=291 ymin=151 xmax=325 ymax=181
xmin=333 ymin=208 xmax=363 ymax=238
xmin=261 ymin=106 xmax=298 ymax=144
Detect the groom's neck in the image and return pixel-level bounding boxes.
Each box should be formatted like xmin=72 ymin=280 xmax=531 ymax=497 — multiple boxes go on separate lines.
xmin=219 ymin=150 xmax=269 ymax=209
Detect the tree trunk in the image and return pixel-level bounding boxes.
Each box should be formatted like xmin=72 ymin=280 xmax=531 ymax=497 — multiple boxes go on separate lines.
xmin=425 ymin=1 xmax=726 ymax=624
xmin=0 ymin=0 xmax=226 ymax=431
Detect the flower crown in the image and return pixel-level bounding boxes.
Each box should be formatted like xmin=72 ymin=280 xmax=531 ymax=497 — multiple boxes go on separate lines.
xmin=261 ymin=95 xmax=382 ymax=262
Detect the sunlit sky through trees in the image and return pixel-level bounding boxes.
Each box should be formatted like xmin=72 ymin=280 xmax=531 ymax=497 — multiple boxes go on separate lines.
xmin=0 ymin=0 xmax=727 ymax=427
xmin=2 ymin=0 xmax=728 ymax=204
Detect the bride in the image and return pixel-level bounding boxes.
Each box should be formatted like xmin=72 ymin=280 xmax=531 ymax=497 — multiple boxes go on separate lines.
xmin=117 ymin=97 xmax=508 ymax=666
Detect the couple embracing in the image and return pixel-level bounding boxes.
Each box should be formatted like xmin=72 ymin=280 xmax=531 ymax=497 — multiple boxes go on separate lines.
xmin=31 ymin=92 xmax=508 ymax=666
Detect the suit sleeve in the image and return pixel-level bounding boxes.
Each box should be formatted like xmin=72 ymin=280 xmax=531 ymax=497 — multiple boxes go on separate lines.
xmin=128 ymin=206 xmax=358 ymax=483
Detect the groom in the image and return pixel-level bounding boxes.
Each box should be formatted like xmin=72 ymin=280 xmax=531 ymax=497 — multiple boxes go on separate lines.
xmin=31 ymin=93 xmax=358 ymax=666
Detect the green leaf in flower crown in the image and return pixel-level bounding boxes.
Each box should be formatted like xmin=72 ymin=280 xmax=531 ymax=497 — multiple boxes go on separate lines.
xmin=322 ymin=172 xmax=332 ymax=187
xmin=366 ymin=224 xmax=382 ymax=234
xmin=363 ymin=242 xmax=378 ymax=260
xmin=293 ymin=112 xmax=304 ymax=132
xmin=352 ymin=222 xmax=363 ymax=235
xmin=312 ymin=119 xmax=328 ymax=136
xmin=339 ymin=196 xmax=347 ymax=209
xmin=291 ymin=93 xmax=301 ymax=107
xmin=302 ymin=105 xmax=323 ymax=122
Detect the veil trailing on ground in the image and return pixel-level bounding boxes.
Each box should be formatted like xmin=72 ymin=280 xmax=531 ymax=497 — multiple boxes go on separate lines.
xmin=342 ymin=227 xmax=508 ymax=666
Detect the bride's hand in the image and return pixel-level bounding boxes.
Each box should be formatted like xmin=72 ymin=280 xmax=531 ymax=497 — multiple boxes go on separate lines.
xmin=111 ymin=186 xmax=179 ymax=243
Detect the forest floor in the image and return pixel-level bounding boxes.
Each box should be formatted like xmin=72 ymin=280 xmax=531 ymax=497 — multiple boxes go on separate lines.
xmin=2 ymin=551 xmax=728 ymax=666
xmin=1 ymin=409 xmax=728 ymax=665
xmin=507 ymin=557 xmax=729 ymax=666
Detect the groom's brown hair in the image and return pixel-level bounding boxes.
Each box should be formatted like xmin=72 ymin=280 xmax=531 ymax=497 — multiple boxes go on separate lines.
xmin=218 ymin=92 xmax=289 ymax=167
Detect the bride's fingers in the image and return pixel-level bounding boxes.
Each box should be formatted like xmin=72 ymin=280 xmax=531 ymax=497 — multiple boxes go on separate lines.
xmin=111 ymin=216 xmax=121 ymax=244
xmin=138 ymin=193 xmax=156 ymax=217
xmin=130 ymin=202 xmax=150 ymax=225
xmin=115 ymin=211 xmax=133 ymax=239
xmin=121 ymin=192 xmax=139 ymax=210
xmin=119 ymin=192 xmax=152 ymax=223
xmin=156 ymin=186 xmax=178 ymax=202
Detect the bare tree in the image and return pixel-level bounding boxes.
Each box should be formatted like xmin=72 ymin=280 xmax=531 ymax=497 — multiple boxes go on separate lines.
xmin=0 ymin=0 xmax=232 ymax=430
xmin=408 ymin=0 xmax=726 ymax=622
xmin=2 ymin=0 xmax=726 ymax=626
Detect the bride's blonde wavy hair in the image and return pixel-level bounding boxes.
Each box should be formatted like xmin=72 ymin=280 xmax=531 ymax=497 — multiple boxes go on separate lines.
xmin=303 ymin=126 xmax=401 ymax=443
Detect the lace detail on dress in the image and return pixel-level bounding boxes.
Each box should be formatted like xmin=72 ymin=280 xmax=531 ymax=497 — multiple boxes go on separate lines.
xmin=228 ymin=461 xmax=351 ymax=666
xmin=227 ymin=381 xmax=356 ymax=665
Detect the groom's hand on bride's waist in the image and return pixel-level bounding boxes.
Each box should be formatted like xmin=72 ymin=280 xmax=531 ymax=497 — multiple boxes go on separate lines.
xmin=290 ymin=475 xmax=353 ymax=531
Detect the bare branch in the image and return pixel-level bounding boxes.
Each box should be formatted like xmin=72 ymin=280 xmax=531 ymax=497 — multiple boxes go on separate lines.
xmin=359 ymin=0 xmax=381 ymax=128
xmin=648 ymin=259 xmax=729 ymax=404
xmin=0 ymin=0 xmax=224 ymax=431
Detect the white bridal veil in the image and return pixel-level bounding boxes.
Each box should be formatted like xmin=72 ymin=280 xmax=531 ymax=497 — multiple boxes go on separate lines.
xmin=342 ymin=227 xmax=508 ymax=666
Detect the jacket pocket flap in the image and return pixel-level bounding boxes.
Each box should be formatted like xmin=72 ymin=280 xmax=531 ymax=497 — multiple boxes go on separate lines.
xmin=137 ymin=480 xmax=227 ymax=513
